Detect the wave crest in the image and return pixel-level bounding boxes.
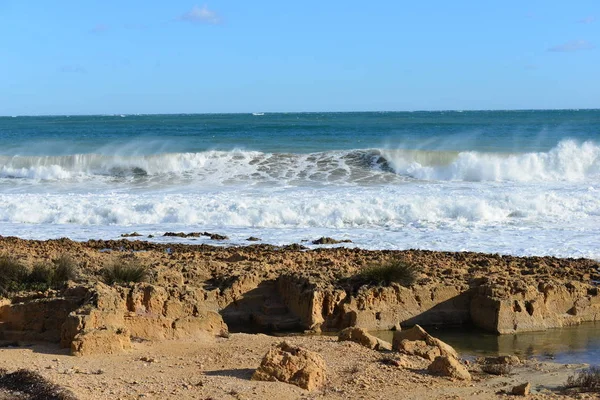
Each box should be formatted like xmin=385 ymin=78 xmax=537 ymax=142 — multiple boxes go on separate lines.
xmin=0 ymin=140 xmax=598 ymax=185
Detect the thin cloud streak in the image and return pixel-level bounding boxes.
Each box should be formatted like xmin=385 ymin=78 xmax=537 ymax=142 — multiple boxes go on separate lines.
xmin=547 ymin=40 xmax=595 ymax=52
xmin=577 ymin=16 xmax=595 ymax=24
xmin=59 ymin=65 xmax=87 ymax=74
xmin=179 ymin=5 xmax=221 ymax=25
xmin=89 ymin=24 xmax=109 ymax=34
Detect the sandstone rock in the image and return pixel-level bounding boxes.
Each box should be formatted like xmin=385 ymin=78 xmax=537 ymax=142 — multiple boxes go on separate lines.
xmin=392 ymin=325 xmax=459 ymax=359
xmin=337 ymin=327 xmax=392 ymax=351
xmin=71 ymin=326 xmax=132 ymax=356
xmin=511 ymin=382 xmax=531 ymax=396
xmin=427 ymin=356 xmax=471 ymax=381
xmin=59 ymin=282 xmax=227 ymax=354
xmin=396 ymin=339 xmax=440 ymax=361
xmin=252 ymin=342 xmax=326 ymax=391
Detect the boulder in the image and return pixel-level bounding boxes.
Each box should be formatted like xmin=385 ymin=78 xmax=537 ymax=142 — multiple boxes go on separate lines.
xmin=71 ymin=326 xmax=131 ymax=356
xmin=511 ymin=382 xmax=531 ymax=396
xmin=252 ymin=342 xmax=326 ymax=391
xmin=427 ymin=356 xmax=471 ymax=381
xmin=392 ymin=325 xmax=458 ymax=359
xmin=337 ymin=327 xmax=392 ymax=351
xmin=396 ymin=339 xmax=440 ymax=361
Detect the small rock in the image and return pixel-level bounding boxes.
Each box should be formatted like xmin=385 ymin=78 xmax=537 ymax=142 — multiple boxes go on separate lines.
xmin=512 ymin=382 xmax=531 ymax=396
xmin=121 ymin=232 xmax=142 ymax=237
xmin=427 ymin=356 xmax=471 ymax=381
xmin=312 ymin=237 xmax=352 ymax=245
xmin=246 ymin=236 xmax=261 ymax=241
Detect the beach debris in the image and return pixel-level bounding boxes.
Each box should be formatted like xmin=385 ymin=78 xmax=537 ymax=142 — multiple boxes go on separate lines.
xmin=338 ymin=327 xmax=392 ymax=351
xmin=427 ymin=356 xmax=471 ymax=381
xmin=252 ymin=341 xmax=326 ymax=391
xmin=312 ymin=237 xmax=352 ymax=245
xmin=511 ymin=382 xmax=531 ymax=396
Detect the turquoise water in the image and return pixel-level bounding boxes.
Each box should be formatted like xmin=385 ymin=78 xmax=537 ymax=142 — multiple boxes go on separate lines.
xmin=0 ymin=110 xmax=599 ymax=259
xmin=1 ymin=110 xmax=598 ymax=155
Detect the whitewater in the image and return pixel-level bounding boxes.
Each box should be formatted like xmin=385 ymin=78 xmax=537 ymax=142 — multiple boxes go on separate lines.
xmin=0 ymin=111 xmax=599 ymax=259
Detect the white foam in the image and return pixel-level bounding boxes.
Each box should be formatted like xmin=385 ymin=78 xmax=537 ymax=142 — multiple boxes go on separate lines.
xmin=1 ymin=140 xmax=598 ymax=188
xmin=385 ymin=140 xmax=600 ymax=182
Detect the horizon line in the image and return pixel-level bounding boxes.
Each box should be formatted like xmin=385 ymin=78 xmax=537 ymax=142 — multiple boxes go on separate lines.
xmin=1 ymin=107 xmax=599 ymax=118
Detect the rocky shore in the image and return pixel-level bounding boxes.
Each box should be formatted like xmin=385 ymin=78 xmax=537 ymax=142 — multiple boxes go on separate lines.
xmin=1 ymin=236 xmax=600 ymax=399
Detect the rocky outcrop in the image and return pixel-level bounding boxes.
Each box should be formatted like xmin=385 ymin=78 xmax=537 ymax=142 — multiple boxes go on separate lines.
xmin=337 ymin=327 xmax=392 ymax=351
xmin=0 ymin=287 xmax=86 ymax=343
xmin=252 ymin=342 xmax=326 ymax=391
xmin=427 ymin=356 xmax=471 ymax=381
xmin=2 ymin=237 xmax=599 ymax=339
xmin=0 ymin=281 xmax=228 ymax=355
xmin=277 ymin=275 xmax=471 ymax=332
xmin=471 ymin=281 xmax=600 ymax=334
xmin=61 ymin=282 xmax=228 ymax=355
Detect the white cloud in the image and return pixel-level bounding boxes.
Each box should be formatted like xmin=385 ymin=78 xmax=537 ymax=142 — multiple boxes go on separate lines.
xmin=577 ymin=16 xmax=595 ymax=24
xmin=548 ymin=40 xmax=595 ymax=52
xmin=179 ymin=5 xmax=221 ymax=25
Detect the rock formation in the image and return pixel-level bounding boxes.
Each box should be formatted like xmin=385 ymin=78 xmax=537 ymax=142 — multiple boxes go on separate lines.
xmin=252 ymin=342 xmax=326 ymax=391
xmin=337 ymin=327 xmax=392 ymax=350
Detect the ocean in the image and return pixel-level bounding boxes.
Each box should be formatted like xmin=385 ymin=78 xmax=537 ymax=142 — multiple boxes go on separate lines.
xmin=0 ymin=110 xmax=599 ymax=259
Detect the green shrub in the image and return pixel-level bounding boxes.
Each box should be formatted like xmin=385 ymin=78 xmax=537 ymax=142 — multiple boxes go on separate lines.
xmin=101 ymin=261 xmax=148 ymax=285
xmin=26 ymin=263 xmax=55 ymax=289
xmin=566 ymin=366 xmax=600 ymax=392
xmin=0 ymin=254 xmax=78 ymax=296
xmin=0 ymin=256 xmax=29 ymax=296
xmin=356 ymin=259 xmax=419 ymax=287
xmin=51 ymin=254 xmax=77 ymax=284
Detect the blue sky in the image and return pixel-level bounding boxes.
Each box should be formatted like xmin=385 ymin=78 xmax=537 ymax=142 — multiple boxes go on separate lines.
xmin=1 ymin=1 xmax=598 ymax=115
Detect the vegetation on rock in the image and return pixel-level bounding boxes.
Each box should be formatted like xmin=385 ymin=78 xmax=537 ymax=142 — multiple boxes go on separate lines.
xmin=0 ymin=254 xmax=77 ymax=296
xmin=355 ymin=259 xmax=419 ymax=287
xmin=101 ymin=261 xmax=148 ymax=285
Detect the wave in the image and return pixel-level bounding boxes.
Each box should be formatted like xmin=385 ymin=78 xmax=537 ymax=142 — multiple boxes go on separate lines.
xmin=0 ymin=140 xmax=598 ymax=185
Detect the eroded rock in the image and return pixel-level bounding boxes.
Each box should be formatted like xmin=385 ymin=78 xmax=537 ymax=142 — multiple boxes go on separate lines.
xmin=337 ymin=327 xmax=392 ymax=351
xmin=427 ymin=356 xmax=471 ymax=381
xmin=252 ymin=342 xmax=326 ymax=391
xmin=392 ymin=325 xmax=458 ymax=359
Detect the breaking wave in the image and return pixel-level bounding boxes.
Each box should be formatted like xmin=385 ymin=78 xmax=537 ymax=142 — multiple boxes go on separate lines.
xmin=0 ymin=140 xmax=598 ymax=185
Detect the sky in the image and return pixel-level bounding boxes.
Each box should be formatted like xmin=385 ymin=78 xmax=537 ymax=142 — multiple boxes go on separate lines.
xmin=0 ymin=1 xmax=599 ymax=115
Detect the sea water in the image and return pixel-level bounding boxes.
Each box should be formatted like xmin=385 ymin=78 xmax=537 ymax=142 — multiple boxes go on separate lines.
xmin=0 ymin=110 xmax=599 ymax=259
